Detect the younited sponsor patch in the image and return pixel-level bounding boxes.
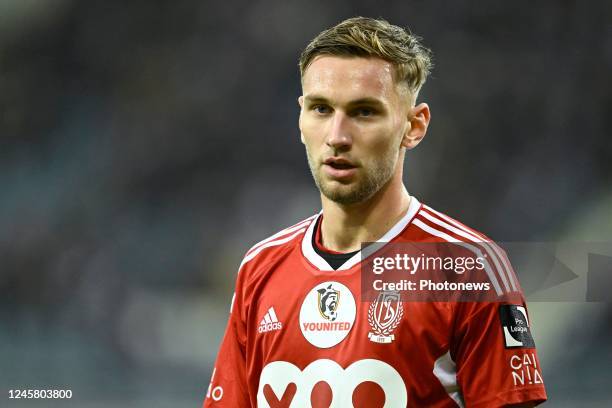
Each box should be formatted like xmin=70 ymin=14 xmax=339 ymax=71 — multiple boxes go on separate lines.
xmin=499 ymin=304 xmax=535 ymax=348
xmin=299 ymin=281 xmax=356 ymax=348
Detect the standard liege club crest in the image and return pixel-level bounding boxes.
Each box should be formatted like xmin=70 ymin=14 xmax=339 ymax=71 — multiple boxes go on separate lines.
xmin=368 ymin=291 xmax=404 ymax=343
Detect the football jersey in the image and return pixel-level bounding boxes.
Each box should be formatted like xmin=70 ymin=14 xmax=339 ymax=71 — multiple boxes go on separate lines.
xmin=203 ymin=197 xmax=547 ymax=407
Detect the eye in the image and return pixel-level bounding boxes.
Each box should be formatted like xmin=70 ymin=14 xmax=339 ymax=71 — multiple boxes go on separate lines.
xmin=312 ymin=104 xmax=331 ymax=114
xmin=354 ymin=107 xmax=376 ymax=117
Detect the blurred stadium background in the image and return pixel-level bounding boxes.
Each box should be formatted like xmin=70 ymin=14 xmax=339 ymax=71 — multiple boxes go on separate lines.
xmin=1 ymin=0 xmax=610 ymax=407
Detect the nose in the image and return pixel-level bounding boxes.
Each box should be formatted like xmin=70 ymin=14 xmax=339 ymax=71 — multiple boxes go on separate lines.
xmin=326 ymin=111 xmax=352 ymax=152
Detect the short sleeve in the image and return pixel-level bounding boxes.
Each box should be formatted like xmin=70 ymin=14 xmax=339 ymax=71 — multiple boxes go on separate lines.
xmin=451 ymin=298 xmax=548 ymax=407
xmin=202 ymin=269 xmax=250 ymax=407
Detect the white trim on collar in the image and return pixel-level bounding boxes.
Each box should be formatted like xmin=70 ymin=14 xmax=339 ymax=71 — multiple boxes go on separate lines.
xmin=301 ymin=196 xmax=421 ymax=271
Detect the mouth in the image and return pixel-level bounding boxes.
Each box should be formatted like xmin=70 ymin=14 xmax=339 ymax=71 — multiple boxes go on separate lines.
xmin=322 ymin=157 xmax=358 ymax=180
xmin=323 ymin=157 xmax=357 ymax=170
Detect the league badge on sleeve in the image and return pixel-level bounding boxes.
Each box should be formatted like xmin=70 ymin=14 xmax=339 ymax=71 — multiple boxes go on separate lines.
xmin=499 ymin=304 xmax=536 ymax=348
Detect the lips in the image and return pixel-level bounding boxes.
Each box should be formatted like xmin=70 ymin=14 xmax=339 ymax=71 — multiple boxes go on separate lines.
xmin=323 ymin=157 xmax=356 ymax=169
xmin=322 ymin=157 xmax=358 ymax=179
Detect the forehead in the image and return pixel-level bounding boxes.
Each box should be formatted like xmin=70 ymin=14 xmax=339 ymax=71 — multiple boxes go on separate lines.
xmin=302 ymin=56 xmax=400 ymax=102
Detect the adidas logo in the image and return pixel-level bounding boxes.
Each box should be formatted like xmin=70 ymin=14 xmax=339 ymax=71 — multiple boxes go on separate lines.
xmin=258 ymin=307 xmax=282 ymax=333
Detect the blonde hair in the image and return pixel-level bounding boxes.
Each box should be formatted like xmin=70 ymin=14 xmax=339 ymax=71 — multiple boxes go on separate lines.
xmin=299 ymin=17 xmax=433 ymax=95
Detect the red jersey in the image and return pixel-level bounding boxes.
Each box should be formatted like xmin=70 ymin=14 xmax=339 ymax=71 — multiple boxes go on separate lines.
xmin=203 ymin=197 xmax=547 ymax=407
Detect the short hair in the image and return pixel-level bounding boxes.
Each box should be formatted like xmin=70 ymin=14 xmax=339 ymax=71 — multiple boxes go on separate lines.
xmin=299 ymin=17 xmax=433 ymax=95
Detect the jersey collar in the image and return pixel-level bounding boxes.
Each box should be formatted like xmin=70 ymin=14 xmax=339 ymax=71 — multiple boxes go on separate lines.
xmin=301 ymin=196 xmax=421 ymax=271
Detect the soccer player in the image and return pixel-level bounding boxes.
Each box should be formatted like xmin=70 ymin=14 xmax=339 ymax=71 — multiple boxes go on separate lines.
xmin=203 ymin=17 xmax=547 ymax=407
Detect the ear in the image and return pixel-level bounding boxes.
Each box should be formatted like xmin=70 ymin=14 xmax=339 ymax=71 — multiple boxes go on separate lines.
xmin=401 ymin=103 xmax=430 ymax=149
xmin=298 ymin=96 xmax=305 ymax=144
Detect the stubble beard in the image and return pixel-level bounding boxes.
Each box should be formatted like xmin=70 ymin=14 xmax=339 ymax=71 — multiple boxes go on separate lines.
xmin=305 ymin=146 xmax=399 ymax=205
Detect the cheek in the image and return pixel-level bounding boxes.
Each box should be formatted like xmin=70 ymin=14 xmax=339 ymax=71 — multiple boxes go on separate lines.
xmin=363 ymin=124 xmax=399 ymax=153
xmin=300 ymin=118 xmax=325 ymax=146
xmin=356 ymin=127 xmax=401 ymax=169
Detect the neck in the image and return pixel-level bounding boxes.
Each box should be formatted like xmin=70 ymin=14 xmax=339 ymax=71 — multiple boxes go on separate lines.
xmin=320 ymin=174 xmax=411 ymax=253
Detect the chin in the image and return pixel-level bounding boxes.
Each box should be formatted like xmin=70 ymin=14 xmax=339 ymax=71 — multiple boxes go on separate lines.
xmin=322 ymin=186 xmax=371 ymax=205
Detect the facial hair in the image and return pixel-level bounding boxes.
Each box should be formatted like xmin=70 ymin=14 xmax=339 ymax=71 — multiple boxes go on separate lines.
xmin=305 ymin=144 xmax=399 ymax=205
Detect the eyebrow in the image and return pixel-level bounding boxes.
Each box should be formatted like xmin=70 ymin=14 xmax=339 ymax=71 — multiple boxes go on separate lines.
xmin=303 ymin=95 xmax=385 ymax=108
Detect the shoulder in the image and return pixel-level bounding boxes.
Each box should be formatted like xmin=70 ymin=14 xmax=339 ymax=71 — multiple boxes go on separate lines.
xmin=228 ymin=213 xmax=318 ymax=320
xmin=411 ymin=202 xmax=491 ymax=243
xmin=237 ymin=213 xmax=318 ymax=274
xmin=410 ymin=201 xmax=521 ymax=295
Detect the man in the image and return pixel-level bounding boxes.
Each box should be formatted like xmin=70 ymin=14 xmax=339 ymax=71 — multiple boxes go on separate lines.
xmin=203 ymin=17 xmax=547 ymax=407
